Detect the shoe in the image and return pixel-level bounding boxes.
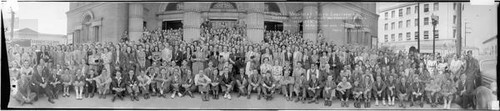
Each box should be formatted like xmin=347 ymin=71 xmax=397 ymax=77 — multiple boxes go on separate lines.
xmin=227 ymin=95 xmax=231 ymax=100
xmin=171 ymin=93 xmax=176 ymax=99
xmin=48 ymin=99 xmax=55 ymax=104
xmin=420 ymin=103 xmax=424 ymax=108
xmin=247 ymin=95 xmax=251 ymax=99
xmin=324 ymin=100 xmax=328 ymax=106
xmin=90 ymin=93 xmax=94 ymax=98
xmin=178 ymin=92 xmax=183 ymax=97
xmin=257 ymin=95 xmax=261 ymax=100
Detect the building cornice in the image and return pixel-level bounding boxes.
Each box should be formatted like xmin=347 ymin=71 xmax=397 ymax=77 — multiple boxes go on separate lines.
xmin=66 ymin=3 xmax=107 ymax=15
xmin=320 ymin=3 xmax=379 ymax=19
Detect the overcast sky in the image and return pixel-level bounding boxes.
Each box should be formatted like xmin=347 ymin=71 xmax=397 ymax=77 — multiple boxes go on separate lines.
xmin=15 ymin=2 xmax=69 ymax=35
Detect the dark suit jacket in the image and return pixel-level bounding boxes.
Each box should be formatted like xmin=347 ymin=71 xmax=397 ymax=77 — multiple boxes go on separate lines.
xmin=396 ymin=81 xmax=411 ymax=94
xmin=111 ymin=77 xmax=126 ymax=90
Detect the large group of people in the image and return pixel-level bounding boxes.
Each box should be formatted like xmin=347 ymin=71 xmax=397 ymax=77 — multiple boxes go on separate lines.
xmin=8 ymin=22 xmax=485 ymax=109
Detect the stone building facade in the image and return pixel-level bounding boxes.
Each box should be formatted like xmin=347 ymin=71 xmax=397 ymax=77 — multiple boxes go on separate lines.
xmin=67 ymin=2 xmax=377 ymax=47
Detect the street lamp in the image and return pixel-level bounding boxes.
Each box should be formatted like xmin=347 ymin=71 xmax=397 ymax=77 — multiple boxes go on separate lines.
xmin=431 ymin=14 xmax=439 ymax=58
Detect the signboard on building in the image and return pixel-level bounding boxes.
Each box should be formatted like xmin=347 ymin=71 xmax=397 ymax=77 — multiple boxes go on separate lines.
xmin=31 ymin=39 xmax=60 ymax=46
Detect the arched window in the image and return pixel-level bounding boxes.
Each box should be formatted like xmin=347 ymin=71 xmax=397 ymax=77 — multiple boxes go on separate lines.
xmin=210 ymin=2 xmax=237 ymax=9
xmin=264 ymin=3 xmax=280 ymax=13
xmin=81 ymin=15 xmax=92 ymax=43
xmin=165 ymin=3 xmax=181 ymax=11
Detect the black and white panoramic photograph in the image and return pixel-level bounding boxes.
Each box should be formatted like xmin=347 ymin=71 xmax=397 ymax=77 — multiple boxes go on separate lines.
xmin=1 ymin=0 xmax=498 ymax=110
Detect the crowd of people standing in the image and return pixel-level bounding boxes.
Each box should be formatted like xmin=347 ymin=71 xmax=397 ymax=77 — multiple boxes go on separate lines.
xmin=8 ymin=23 xmax=484 ymax=109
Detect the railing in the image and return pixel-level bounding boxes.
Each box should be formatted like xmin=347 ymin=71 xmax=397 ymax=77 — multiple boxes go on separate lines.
xmin=480 ymin=59 xmax=497 ymax=86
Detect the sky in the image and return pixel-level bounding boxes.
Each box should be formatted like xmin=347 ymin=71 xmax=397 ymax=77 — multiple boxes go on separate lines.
xmin=5 ymin=2 xmax=69 ymax=35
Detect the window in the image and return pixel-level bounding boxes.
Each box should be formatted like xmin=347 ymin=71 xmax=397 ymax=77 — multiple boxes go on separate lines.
xmin=385 ymin=12 xmax=388 ymax=20
xmin=415 ymin=31 xmax=419 ymax=40
xmin=398 ymin=21 xmax=403 ymax=28
xmin=399 ymin=9 xmax=403 ymax=17
xmin=398 ymin=33 xmax=403 ymax=41
xmin=347 ymin=28 xmax=352 ymax=44
xmin=385 ymin=23 xmax=388 ymax=30
xmin=434 ymin=30 xmax=439 ymax=39
xmin=424 ymin=4 xmax=429 ymax=12
xmin=94 ymin=26 xmax=100 ymax=42
xmin=406 ymin=32 xmax=411 ymax=40
xmin=391 ymin=34 xmax=395 ymax=41
xmin=385 ymin=35 xmax=388 ymax=42
xmin=424 ymin=17 xmax=429 ymax=25
xmin=453 ymin=3 xmax=456 ymax=10
xmin=391 ymin=11 xmax=395 ymax=18
xmin=434 ymin=3 xmax=439 ymax=11
xmin=406 ymin=7 xmax=411 ymax=15
xmin=453 ymin=29 xmax=456 ymax=38
xmin=415 ymin=18 xmax=418 ymax=26
xmin=415 ymin=6 xmax=419 ymax=13
xmin=406 ymin=20 xmax=411 ymax=28
xmin=453 ymin=15 xmax=457 ymax=24
xmin=424 ymin=31 xmax=429 ymax=39
xmin=391 ymin=22 xmax=395 ymax=30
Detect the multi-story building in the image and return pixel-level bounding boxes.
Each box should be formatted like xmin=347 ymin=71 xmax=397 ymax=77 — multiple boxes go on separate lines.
xmin=67 ymin=2 xmax=377 ymax=47
xmin=378 ymin=2 xmax=461 ymax=54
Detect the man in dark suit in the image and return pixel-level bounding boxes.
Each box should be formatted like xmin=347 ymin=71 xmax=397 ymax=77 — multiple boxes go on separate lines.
xmin=124 ymin=69 xmax=140 ymax=101
xmin=306 ymin=75 xmax=322 ymax=104
xmin=111 ymin=71 xmax=126 ymax=102
xmin=32 ymin=60 xmax=55 ymax=104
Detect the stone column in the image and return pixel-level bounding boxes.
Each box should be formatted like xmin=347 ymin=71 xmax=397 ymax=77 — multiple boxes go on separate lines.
xmin=183 ymin=3 xmax=202 ymax=42
xmin=128 ymin=3 xmax=144 ymax=42
xmin=246 ymin=2 xmax=265 ymax=43
xmin=302 ymin=3 xmax=318 ymax=43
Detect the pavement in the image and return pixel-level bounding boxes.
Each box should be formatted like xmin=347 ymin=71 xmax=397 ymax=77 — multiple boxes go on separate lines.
xmin=8 ymin=93 xmax=463 ymax=110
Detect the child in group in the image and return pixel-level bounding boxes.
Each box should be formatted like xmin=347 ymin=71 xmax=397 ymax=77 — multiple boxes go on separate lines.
xmin=425 ymin=78 xmax=442 ymax=108
xmin=322 ymin=75 xmax=336 ymax=106
xmin=61 ymin=68 xmax=73 ymax=97
xmin=170 ymin=67 xmax=182 ymax=99
xmin=386 ymin=74 xmax=397 ymax=106
xmin=410 ymin=75 xmax=424 ymax=107
xmin=137 ymin=70 xmax=152 ymax=99
xmin=352 ymin=80 xmax=364 ymax=108
xmin=282 ymin=69 xmax=295 ymax=101
xmin=248 ymin=70 xmax=262 ymax=100
xmin=195 ymin=70 xmax=212 ymax=101
xmin=96 ymin=68 xmax=112 ymax=99
xmin=220 ymin=68 xmax=234 ymax=100
xmin=210 ymin=69 xmax=221 ymax=99
xmin=181 ymin=65 xmax=195 ymax=98
xmin=362 ymin=75 xmax=374 ymax=108
xmin=73 ymin=69 xmax=86 ymax=100
xmin=235 ymin=68 xmax=248 ymax=98
xmin=337 ymin=76 xmax=352 ymax=107
xmin=396 ymin=77 xmax=410 ymax=108
xmin=261 ymin=71 xmax=276 ymax=101
xmin=441 ymin=77 xmax=456 ymax=109
xmin=373 ymin=75 xmax=386 ymax=106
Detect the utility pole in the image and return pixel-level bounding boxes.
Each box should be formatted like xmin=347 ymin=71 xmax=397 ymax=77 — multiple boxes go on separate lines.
xmin=431 ymin=14 xmax=438 ymax=57
xmin=456 ymin=2 xmax=463 ymax=56
xmin=417 ymin=3 xmax=420 ymax=53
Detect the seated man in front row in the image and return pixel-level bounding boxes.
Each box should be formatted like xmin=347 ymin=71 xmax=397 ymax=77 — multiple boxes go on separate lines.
xmin=111 ymin=71 xmax=126 ymax=102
